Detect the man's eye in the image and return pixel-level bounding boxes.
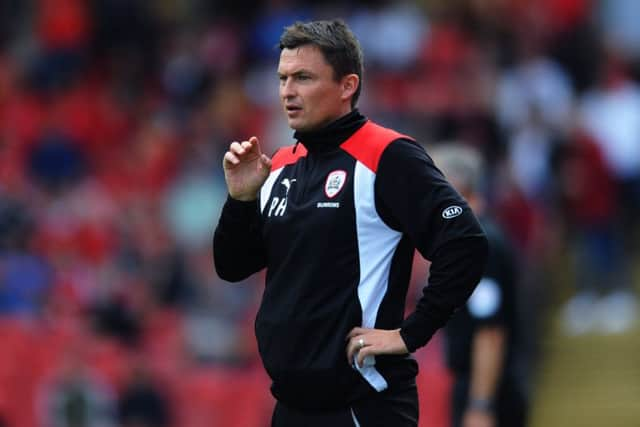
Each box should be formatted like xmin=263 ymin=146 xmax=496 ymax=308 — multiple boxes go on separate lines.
xmin=297 ymin=75 xmax=310 ymax=81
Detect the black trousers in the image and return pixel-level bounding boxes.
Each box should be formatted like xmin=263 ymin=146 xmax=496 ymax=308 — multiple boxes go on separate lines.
xmin=271 ymin=383 xmax=418 ymax=427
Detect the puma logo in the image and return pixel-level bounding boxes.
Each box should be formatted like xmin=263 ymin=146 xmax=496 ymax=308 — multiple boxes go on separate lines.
xmin=281 ymin=178 xmax=296 ymax=196
xmin=269 ymin=178 xmax=297 ymax=217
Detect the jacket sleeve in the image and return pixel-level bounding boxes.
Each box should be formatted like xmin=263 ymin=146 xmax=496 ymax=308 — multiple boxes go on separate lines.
xmin=213 ymin=195 xmax=267 ymax=282
xmin=374 ymin=139 xmax=489 ymax=352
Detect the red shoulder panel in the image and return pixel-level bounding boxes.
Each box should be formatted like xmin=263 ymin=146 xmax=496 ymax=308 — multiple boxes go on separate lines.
xmin=270 ymin=144 xmax=308 ymax=171
xmin=340 ymin=121 xmax=413 ymax=173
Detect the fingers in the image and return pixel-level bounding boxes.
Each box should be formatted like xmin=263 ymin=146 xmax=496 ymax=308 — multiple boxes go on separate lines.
xmin=346 ymin=327 xmax=367 ymax=340
xmin=229 ymin=141 xmax=248 ymax=156
xmin=345 ymin=328 xmax=408 ymax=368
xmin=356 ymin=346 xmax=374 ymax=368
xmin=232 ymin=137 xmax=260 ymax=154
xmin=223 ymin=151 xmax=240 ymax=167
xmin=223 ymin=137 xmax=265 ymax=169
xmin=346 ymin=332 xmax=369 ymax=366
xmin=249 ymin=136 xmax=260 ymax=150
xmin=223 ymin=142 xmax=249 ymax=169
xmin=260 ymin=154 xmax=272 ymax=170
xmin=346 ymin=334 xmax=374 ymax=368
xmin=230 ymin=137 xmax=263 ymax=155
xmin=346 ymin=327 xmax=368 ymax=365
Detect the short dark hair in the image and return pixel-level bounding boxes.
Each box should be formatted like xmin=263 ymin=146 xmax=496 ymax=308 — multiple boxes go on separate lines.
xmin=279 ymin=20 xmax=364 ymax=108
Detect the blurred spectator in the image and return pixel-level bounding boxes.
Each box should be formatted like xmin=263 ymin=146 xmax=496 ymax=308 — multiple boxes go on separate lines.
xmin=433 ymin=144 xmax=528 ymax=427
xmin=579 ymin=47 xmax=640 ymax=228
xmin=38 ymin=349 xmax=116 ymax=427
xmin=164 ymin=171 xmax=226 ymax=250
xmin=349 ymin=1 xmax=426 ymax=71
xmin=30 ymin=0 xmax=91 ymax=91
xmin=494 ymin=20 xmax=573 ymax=266
xmin=0 ymin=197 xmax=52 ymax=316
xmin=162 ymin=31 xmax=210 ymax=112
xmin=496 ymin=44 xmax=573 ymax=136
xmin=182 ymin=248 xmax=258 ymax=365
xmin=199 ymin=21 xmax=245 ymax=76
xmin=89 ymin=0 xmax=160 ymax=88
xmin=118 ymin=360 xmax=171 ymax=427
xmin=556 ymin=124 xmax=630 ymax=335
xmin=90 ymin=292 xmax=142 ymax=346
xmin=0 ymin=250 xmax=52 ymax=316
xmin=568 ymin=46 xmax=640 ymax=334
xmin=507 ymin=106 xmax=556 ymax=203
xmin=0 ymin=1 xmax=29 ymax=52
xmin=599 ymin=0 xmax=640 ymax=60
xmin=28 ymin=129 xmax=87 ymax=192
xmin=248 ymin=0 xmax=311 ymax=64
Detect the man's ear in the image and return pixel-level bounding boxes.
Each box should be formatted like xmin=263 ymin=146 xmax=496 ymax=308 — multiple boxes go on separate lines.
xmin=341 ymin=74 xmax=359 ymax=102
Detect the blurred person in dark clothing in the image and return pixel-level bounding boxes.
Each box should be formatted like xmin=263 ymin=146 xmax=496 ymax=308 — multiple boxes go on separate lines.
xmin=433 ymin=144 xmax=528 ymax=427
xmin=118 ymin=361 xmax=170 ymax=427
xmin=214 ymin=20 xmax=488 ymax=427
xmin=90 ymin=293 xmax=142 ymax=346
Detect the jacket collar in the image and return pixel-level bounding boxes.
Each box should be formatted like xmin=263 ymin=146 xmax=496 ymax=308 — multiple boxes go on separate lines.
xmin=293 ymin=110 xmax=367 ymax=153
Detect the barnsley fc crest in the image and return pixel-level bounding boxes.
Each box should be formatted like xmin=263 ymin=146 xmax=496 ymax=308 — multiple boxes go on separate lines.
xmin=324 ymin=170 xmax=347 ymax=198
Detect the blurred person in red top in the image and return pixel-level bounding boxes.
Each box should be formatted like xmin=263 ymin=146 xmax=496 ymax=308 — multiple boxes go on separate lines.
xmin=574 ymin=46 xmax=640 ymax=334
xmin=557 ymin=123 xmax=633 ymax=335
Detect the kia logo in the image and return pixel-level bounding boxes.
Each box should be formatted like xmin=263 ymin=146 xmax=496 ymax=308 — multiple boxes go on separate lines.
xmin=442 ymin=205 xmax=463 ymax=219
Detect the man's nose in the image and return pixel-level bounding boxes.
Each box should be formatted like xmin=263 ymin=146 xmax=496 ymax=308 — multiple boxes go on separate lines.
xmin=281 ymin=79 xmax=296 ymax=98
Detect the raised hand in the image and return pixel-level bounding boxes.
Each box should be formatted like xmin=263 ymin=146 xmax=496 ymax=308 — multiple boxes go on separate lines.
xmin=223 ymin=136 xmax=272 ymax=201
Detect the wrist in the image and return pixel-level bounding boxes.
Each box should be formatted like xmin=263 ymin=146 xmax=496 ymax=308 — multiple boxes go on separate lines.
xmin=467 ymin=397 xmax=494 ymax=413
xmin=228 ymin=193 xmax=258 ymax=202
xmin=223 ymin=195 xmax=258 ymax=215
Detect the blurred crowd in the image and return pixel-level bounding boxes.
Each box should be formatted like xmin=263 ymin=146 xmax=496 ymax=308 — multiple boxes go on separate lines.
xmin=0 ymin=0 xmax=639 ymax=426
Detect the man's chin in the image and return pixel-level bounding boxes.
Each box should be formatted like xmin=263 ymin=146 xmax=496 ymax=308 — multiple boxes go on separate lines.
xmin=287 ymin=119 xmax=308 ymax=132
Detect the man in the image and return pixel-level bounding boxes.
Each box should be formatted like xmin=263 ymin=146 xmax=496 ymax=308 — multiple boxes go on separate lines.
xmin=432 ymin=144 xmax=527 ymax=427
xmin=213 ymin=20 xmax=488 ymax=427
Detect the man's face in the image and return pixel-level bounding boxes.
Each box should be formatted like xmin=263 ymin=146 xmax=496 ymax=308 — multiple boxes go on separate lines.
xmin=278 ymin=45 xmax=351 ymax=132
